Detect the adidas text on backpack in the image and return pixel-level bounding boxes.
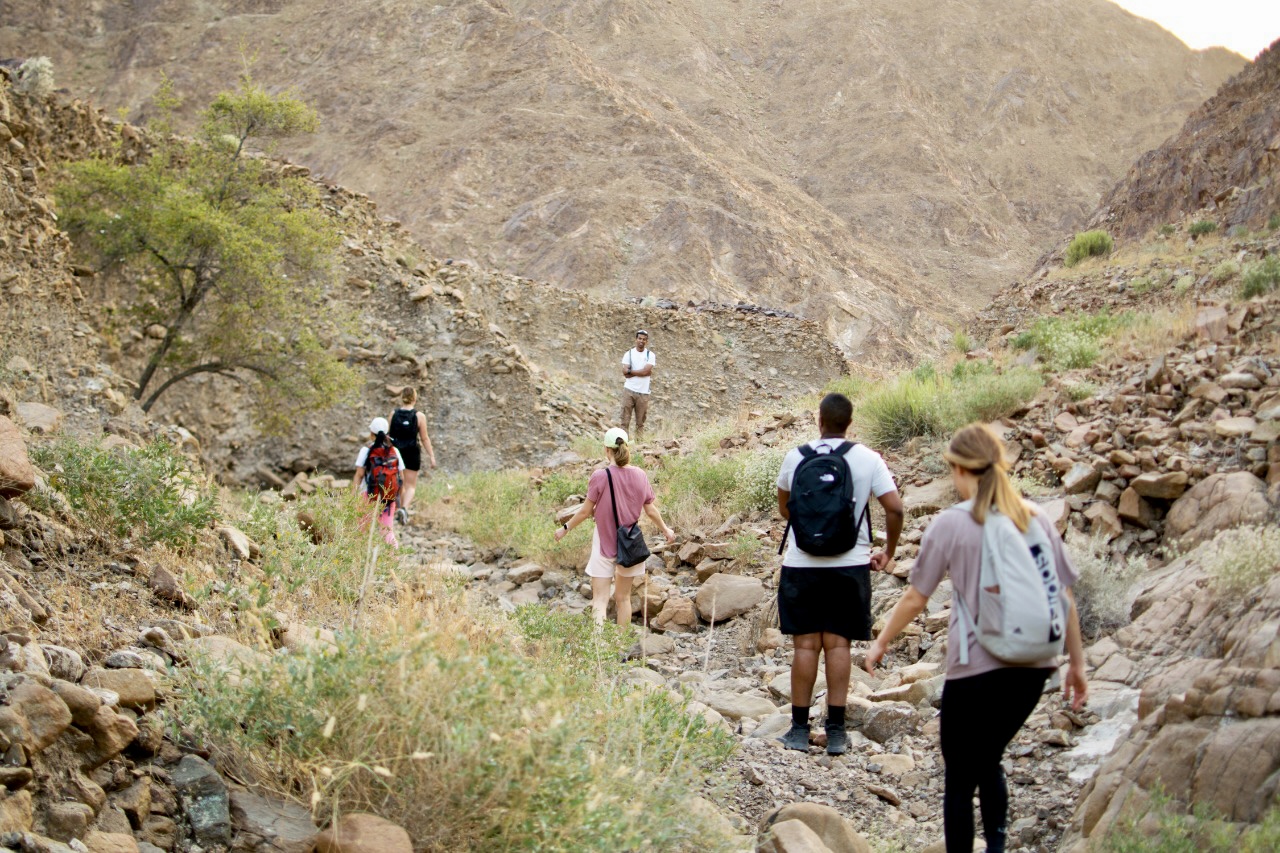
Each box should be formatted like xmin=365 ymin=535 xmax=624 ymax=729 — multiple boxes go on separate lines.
xmin=364 ymin=443 xmax=402 ymax=505
xmin=781 ymin=441 xmax=871 ymax=557
xmin=952 ymin=502 xmax=1066 ymax=665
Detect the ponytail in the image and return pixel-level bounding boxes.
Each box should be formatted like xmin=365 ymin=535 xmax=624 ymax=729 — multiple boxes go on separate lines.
xmin=943 ymin=423 xmax=1030 ymax=532
xmin=401 ymin=387 xmax=418 ymax=406
xmin=609 ymin=440 xmax=631 ymax=467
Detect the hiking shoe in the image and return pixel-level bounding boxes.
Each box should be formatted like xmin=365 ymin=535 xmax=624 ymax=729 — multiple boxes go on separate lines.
xmin=778 ymin=724 xmax=811 ymax=751
xmin=395 ymin=508 xmax=408 ymax=525
xmin=825 ymin=724 xmax=850 ymax=756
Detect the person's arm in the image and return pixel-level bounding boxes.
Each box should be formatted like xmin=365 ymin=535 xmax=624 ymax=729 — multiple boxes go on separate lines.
xmin=631 ymin=353 xmax=653 ymax=378
xmin=777 ymin=488 xmax=790 ymax=520
xmin=1061 ymin=588 xmax=1089 ymax=711
xmin=870 ymin=490 xmax=904 ymax=571
xmin=864 ymin=586 xmax=929 ymax=672
xmin=352 ymin=467 xmax=365 ymax=495
xmin=642 ymin=502 xmax=675 ymax=540
xmin=555 ymin=499 xmax=596 ymax=542
xmin=622 ymin=352 xmax=633 ymax=377
xmin=417 ymin=412 xmax=437 ymax=468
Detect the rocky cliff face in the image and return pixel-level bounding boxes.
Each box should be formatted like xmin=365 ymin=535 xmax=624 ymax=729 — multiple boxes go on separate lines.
xmin=1088 ymin=38 xmax=1280 ymax=241
xmin=0 ymin=0 xmax=1246 ymax=358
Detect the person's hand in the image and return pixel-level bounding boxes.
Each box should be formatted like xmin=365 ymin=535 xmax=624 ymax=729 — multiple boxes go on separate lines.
xmin=1063 ymin=661 xmax=1089 ymax=711
xmin=662 ymin=525 xmax=675 ymax=541
xmin=554 ymin=526 xmax=568 ymax=542
xmin=870 ymin=551 xmax=892 ymax=572
xmin=865 ymin=637 xmax=887 ymax=673
xmin=429 ymin=457 xmax=438 ymax=469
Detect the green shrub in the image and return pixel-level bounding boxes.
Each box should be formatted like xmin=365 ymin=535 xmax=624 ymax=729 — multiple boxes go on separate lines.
xmin=944 ymin=367 xmax=1043 ymax=424
xmin=1188 ymin=220 xmax=1218 ymax=237
xmin=855 ymin=374 xmax=945 ymax=447
xmin=1268 ymin=214 xmax=1280 ymax=231
xmin=1064 ymin=230 xmax=1114 ymax=266
xmin=1240 ymin=255 xmax=1280 ymax=298
xmin=732 ymin=448 xmax=786 ymax=514
xmin=1068 ymin=536 xmax=1145 ymax=640
xmin=1202 ymin=525 xmax=1280 ymax=598
xmin=31 ymin=437 xmax=217 ymax=548
xmin=951 ymin=329 xmax=974 ymax=354
xmin=437 ymin=470 xmax=592 ymax=567
xmin=1158 ymin=223 xmax=1176 ymax=237
xmin=177 ymin=611 xmax=737 ymax=851
xmin=1012 ymin=311 xmax=1133 ymax=372
xmin=1064 ymin=381 xmax=1100 ymax=402
xmin=1130 ymin=276 xmax=1155 ymax=294
xmin=1210 ymin=260 xmax=1239 ymax=283
xmin=1172 ymin=274 xmax=1194 ymax=296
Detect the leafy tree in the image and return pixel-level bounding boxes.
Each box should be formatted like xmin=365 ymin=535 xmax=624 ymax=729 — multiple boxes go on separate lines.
xmin=55 ymin=77 xmax=359 ymax=431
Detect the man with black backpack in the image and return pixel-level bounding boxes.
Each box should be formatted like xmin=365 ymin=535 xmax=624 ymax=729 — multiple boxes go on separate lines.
xmin=775 ymin=392 xmax=904 ymax=755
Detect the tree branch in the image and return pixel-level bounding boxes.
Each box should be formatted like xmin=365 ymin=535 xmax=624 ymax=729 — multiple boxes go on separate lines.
xmin=140 ymin=359 xmax=278 ymax=412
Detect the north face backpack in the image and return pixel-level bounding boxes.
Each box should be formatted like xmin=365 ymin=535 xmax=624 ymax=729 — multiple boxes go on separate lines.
xmin=364 ymin=443 xmax=402 ymax=504
xmin=388 ymin=408 xmax=418 ymax=450
xmin=951 ymin=501 xmax=1067 ymax=665
xmin=779 ymin=441 xmax=871 ymax=557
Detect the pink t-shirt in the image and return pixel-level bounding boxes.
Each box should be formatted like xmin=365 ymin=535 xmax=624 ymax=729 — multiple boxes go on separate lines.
xmin=586 ymin=465 xmax=656 ymax=559
xmin=909 ymin=505 xmax=1079 ymax=681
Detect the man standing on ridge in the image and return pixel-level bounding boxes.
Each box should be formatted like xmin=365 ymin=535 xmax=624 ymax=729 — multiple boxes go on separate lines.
xmin=775 ymin=392 xmax=904 ymax=755
xmin=620 ymin=329 xmax=656 ymax=438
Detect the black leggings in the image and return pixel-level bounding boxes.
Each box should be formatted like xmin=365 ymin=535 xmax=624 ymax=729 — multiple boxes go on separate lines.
xmin=940 ymin=667 xmax=1050 ymax=853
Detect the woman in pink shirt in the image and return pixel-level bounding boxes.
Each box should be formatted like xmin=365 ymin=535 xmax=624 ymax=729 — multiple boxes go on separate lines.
xmin=555 ymin=427 xmax=675 ymax=626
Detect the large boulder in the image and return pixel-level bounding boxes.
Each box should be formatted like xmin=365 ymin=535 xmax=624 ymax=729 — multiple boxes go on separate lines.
xmin=695 ymin=573 xmax=764 ymax=622
xmin=0 ymin=415 xmax=36 ymax=497
xmin=172 ymin=754 xmax=232 ymax=848
xmin=1165 ymin=472 xmax=1271 ymax=549
xmin=758 ymin=802 xmax=871 ymax=853
xmin=316 ymin=812 xmax=412 ymax=853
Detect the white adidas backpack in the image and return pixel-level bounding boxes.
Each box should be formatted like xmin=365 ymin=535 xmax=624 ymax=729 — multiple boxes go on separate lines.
xmin=951 ymin=500 xmax=1067 ymax=665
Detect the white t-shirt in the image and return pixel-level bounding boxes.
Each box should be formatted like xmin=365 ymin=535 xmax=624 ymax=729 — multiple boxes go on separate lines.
xmin=354 ymin=444 xmax=405 ymax=494
xmin=621 ymin=348 xmax=656 ymax=394
xmin=775 ymin=438 xmax=897 ymax=567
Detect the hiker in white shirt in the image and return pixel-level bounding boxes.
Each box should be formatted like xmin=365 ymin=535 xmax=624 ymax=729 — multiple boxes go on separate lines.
xmin=620 ymin=329 xmax=656 ymax=437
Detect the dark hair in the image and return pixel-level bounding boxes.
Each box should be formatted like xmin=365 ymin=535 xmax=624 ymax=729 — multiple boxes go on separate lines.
xmin=818 ymin=393 xmax=853 ymax=433
xmin=371 ymin=430 xmax=390 ymax=448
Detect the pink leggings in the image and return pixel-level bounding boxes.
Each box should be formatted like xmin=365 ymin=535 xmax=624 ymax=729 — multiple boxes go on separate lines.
xmin=361 ymin=496 xmax=398 ymax=546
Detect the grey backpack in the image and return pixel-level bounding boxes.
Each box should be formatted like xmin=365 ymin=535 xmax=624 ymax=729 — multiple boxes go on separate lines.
xmin=952 ymin=501 xmax=1066 ymax=665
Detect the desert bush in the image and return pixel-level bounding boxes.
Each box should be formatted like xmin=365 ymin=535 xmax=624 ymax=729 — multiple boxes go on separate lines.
xmin=1158 ymin=223 xmax=1176 ymax=237
xmin=1012 ymin=311 xmax=1132 ymax=372
xmin=1068 ymin=536 xmax=1146 ymax=640
xmin=1188 ymin=220 xmax=1218 ymax=237
xmin=943 ymin=364 xmax=1043 ymax=425
xmin=823 ymin=374 xmax=869 ymax=400
xmin=15 ymin=57 xmax=54 ymax=98
xmin=177 ymin=605 xmax=737 ymax=851
xmin=1064 ymin=230 xmax=1114 ymax=267
xmin=236 ymin=489 xmax=400 ymax=613
xmin=1268 ymin=214 xmax=1280 ymax=231
xmin=1201 ymin=525 xmax=1280 ymax=598
xmin=855 ymin=373 xmax=945 ymax=447
xmin=1101 ymin=794 xmax=1280 ymax=853
xmin=1240 ymin=255 xmax=1280 ymax=298
xmin=951 ymin=329 xmax=974 ymax=354
xmin=1064 ymin=381 xmax=1100 ymax=402
xmin=651 ymin=450 xmax=742 ymax=529
xmin=31 ymin=436 xmax=217 ymax=548
xmin=1210 ymin=260 xmax=1239 ymax=283
xmin=732 ymin=448 xmax=786 ymax=514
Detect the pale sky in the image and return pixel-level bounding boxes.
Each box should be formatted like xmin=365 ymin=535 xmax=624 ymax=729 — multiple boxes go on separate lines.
xmin=1112 ymin=1 xmax=1280 ymax=60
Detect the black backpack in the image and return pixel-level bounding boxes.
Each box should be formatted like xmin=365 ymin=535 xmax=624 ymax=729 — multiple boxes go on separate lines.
xmin=779 ymin=441 xmax=871 ymax=557
xmin=389 ymin=408 xmax=418 ymax=449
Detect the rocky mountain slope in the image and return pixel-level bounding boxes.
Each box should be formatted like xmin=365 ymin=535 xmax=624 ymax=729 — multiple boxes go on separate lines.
xmin=0 ymin=78 xmax=846 ymax=478
xmin=1088 ymin=38 xmax=1280 ymax=240
xmin=0 ymin=0 xmax=1245 ymax=357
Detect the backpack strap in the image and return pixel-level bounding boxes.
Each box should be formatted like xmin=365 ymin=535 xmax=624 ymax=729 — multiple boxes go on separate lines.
xmin=953 ymin=593 xmax=975 ymax=666
xmin=605 ymin=467 xmax=621 ymax=531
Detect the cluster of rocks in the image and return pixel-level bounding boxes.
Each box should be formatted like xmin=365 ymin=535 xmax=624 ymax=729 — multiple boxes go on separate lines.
xmin=995 ymin=298 xmax=1279 ymax=557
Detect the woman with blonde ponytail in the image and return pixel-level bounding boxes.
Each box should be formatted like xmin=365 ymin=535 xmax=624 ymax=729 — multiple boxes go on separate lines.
xmin=864 ymin=423 xmax=1087 ymax=853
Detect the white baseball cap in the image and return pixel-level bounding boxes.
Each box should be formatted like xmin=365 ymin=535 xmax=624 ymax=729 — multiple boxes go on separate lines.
xmin=603 ymin=426 xmax=629 ymax=447
xmin=369 ymin=417 xmax=389 ymax=434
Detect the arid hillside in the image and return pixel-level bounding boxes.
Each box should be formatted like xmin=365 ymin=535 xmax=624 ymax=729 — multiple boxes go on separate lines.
xmin=0 ymin=0 xmax=1244 ymax=359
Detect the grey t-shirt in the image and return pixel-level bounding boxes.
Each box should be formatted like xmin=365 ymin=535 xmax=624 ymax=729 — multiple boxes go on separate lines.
xmin=909 ymin=505 xmax=1079 ymax=680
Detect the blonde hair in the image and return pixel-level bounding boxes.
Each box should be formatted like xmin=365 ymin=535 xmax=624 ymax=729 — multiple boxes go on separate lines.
xmin=607 ymin=439 xmax=631 ymax=467
xmin=943 ymin=423 xmax=1030 ymax=532
xmin=401 ymin=387 xmax=418 ymax=406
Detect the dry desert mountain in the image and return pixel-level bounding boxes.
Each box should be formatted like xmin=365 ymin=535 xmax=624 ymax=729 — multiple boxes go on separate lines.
xmin=0 ymin=0 xmax=1246 ymax=359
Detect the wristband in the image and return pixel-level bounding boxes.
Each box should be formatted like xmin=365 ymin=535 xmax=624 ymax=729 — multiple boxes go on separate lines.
xmin=562 ymin=522 xmax=569 ymax=531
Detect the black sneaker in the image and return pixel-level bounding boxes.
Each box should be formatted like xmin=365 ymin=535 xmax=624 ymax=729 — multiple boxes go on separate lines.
xmin=825 ymin=724 xmax=850 ymax=755
xmin=395 ymin=507 xmax=408 ymax=525
xmin=778 ymin=724 xmax=811 ymax=751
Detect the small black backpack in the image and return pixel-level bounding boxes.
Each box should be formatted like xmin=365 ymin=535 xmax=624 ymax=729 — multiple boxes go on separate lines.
xmin=780 ymin=441 xmax=870 ymax=557
xmin=389 ymin=408 xmax=418 ymax=449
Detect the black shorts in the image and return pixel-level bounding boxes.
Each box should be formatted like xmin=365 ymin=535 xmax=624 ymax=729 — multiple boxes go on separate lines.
xmin=777 ymin=565 xmax=872 ymax=641
xmin=396 ymin=444 xmax=422 ymax=472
